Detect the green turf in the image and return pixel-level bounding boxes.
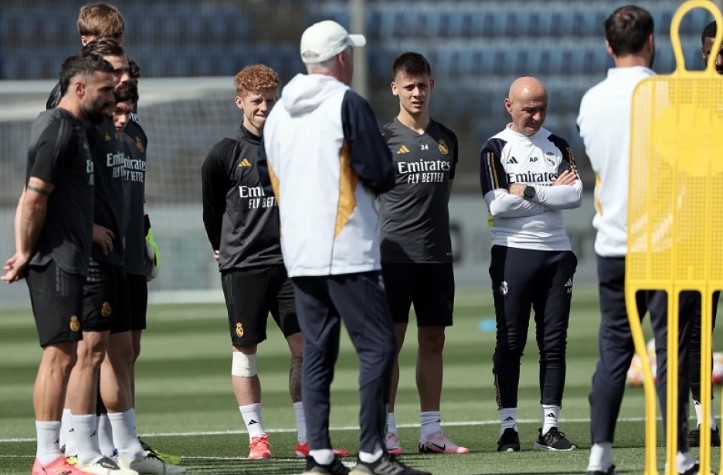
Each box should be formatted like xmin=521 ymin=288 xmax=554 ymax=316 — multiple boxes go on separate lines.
xmin=0 ymin=286 xmax=720 ymax=474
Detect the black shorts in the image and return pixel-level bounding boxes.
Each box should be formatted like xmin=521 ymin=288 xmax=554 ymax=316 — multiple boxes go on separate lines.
xmin=382 ymin=262 xmax=455 ymax=326
xmin=126 ymin=273 xmax=148 ymax=331
xmin=82 ymin=259 xmax=129 ymax=333
xmin=27 ymin=259 xmax=84 ymax=347
xmin=221 ymin=265 xmax=300 ymax=346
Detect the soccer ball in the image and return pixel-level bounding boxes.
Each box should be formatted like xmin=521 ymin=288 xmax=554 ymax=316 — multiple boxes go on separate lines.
xmin=626 ymin=340 xmax=723 ymax=386
xmin=712 ymin=352 xmax=723 ymax=385
xmin=626 ymin=338 xmax=657 ymax=387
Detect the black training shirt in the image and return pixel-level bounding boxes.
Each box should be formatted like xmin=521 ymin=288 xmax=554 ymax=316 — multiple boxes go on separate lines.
xmin=87 ymin=116 xmax=126 ymax=265
xmin=379 ymin=117 xmax=458 ymax=263
xmin=121 ymin=128 xmax=147 ymax=275
xmin=202 ymin=125 xmax=283 ymax=271
xmin=27 ymin=108 xmax=95 ymax=275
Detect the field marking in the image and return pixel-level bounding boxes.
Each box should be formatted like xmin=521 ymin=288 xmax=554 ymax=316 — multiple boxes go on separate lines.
xmin=0 ymin=416 xmax=653 ymax=444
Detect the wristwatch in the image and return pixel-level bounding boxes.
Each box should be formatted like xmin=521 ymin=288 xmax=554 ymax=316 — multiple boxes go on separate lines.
xmin=523 ymin=185 xmax=536 ymax=200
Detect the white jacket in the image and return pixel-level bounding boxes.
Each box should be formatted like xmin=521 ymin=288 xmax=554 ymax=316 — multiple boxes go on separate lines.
xmin=260 ymin=73 xmax=394 ymax=277
xmin=577 ymin=66 xmax=656 ymax=257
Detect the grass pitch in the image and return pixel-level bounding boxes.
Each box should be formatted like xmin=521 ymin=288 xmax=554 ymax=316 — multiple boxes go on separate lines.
xmin=0 ymin=286 xmax=720 ymax=474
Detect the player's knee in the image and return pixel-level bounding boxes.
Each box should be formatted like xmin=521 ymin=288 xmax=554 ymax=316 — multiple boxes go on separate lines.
xmin=232 ymin=351 xmax=257 ymax=377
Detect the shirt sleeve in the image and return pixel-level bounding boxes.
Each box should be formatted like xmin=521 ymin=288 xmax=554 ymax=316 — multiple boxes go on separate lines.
xmin=484 ymin=189 xmax=547 ymax=217
xmin=257 ymin=134 xmax=274 ymax=196
xmin=479 ymin=138 xmax=508 ymax=195
xmin=341 ymin=90 xmax=395 ymax=194
xmin=449 ymin=130 xmax=459 ymax=180
xmin=534 ymin=134 xmax=583 ymax=209
xmin=46 ymin=82 xmax=62 ymax=110
xmin=201 ymin=142 xmax=230 ymax=251
xmin=27 ymin=115 xmax=73 ymax=185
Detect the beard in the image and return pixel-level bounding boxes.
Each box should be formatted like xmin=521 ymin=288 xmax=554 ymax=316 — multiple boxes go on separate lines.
xmin=85 ymin=105 xmax=109 ymax=124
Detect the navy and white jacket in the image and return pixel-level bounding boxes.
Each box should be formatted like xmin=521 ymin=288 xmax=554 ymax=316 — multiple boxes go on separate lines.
xmin=259 ymin=73 xmax=395 ymax=277
xmin=480 ymin=125 xmax=583 ymax=251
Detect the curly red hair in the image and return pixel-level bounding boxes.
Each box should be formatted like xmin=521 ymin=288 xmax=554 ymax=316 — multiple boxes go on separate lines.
xmin=235 ymin=65 xmax=280 ymax=96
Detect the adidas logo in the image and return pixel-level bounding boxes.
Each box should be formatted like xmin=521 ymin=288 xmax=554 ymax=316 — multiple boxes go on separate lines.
xmin=397 ymin=145 xmax=410 ymax=154
xmin=248 ymin=419 xmax=258 ymax=425
xmin=238 ymin=158 xmax=252 ymax=167
xmin=509 ymin=157 xmax=518 ymax=164
xmin=503 ymin=416 xmax=515 ymax=422
xmin=546 ymin=412 xmax=555 ymax=418
xmin=564 ymin=278 xmax=573 ymax=287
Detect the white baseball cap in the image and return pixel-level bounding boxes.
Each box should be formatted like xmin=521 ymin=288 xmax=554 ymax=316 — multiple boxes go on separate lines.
xmin=300 ymin=20 xmax=366 ymax=65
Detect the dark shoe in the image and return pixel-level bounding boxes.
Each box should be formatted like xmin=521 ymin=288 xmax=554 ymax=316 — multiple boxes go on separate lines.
xmin=302 ymin=455 xmax=350 ymax=475
xmin=497 ymin=428 xmax=520 ymax=452
xmin=688 ymin=425 xmax=721 ymax=447
xmin=586 ymin=465 xmax=616 ymax=475
xmin=679 ymin=461 xmax=717 ymax=475
xmin=533 ymin=427 xmax=577 ymax=451
xmin=350 ymin=455 xmax=431 ymax=475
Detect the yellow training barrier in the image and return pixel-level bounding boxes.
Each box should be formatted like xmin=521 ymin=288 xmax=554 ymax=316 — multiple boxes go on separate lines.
xmin=626 ymin=1 xmax=723 ymax=473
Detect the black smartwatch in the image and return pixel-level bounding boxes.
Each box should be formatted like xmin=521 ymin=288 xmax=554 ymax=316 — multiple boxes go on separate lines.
xmin=523 ymin=185 xmax=536 ymax=200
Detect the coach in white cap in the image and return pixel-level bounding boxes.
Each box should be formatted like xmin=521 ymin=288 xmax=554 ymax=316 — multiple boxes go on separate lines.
xmin=258 ymin=18 xmax=432 ymax=475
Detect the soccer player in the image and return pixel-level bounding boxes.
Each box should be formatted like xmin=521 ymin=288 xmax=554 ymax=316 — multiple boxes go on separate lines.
xmin=47 ymin=2 xmax=126 ymax=110
xmin=60 ymin=39 xmax=183 ymax=475
xmin=201 ymin=64 xmax=348 ymax=461
xmin=480 ymin=76 xmax=582 ymax=454
xmin=259 ymin=20 xmax=431 ymax=475
xmin=378 ymin=52 xmax=467 ymax=456
xmin=688 ymin=19 xmax=723 ymax=449
xmin=1 ymin=52 xmax=116 ymax=475
xmin=578 ymin=6 xmax=704 ymax=475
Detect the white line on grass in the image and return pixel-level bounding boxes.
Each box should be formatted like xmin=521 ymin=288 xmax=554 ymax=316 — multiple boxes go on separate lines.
xmin=0 ymin=416 xmax=652 ymax=444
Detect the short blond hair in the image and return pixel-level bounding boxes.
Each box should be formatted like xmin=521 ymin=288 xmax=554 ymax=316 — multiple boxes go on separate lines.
xmin=234 ymin=64 xmax=280 ymax=96
xmin=77 ymin=3 xmax=125 ymax=38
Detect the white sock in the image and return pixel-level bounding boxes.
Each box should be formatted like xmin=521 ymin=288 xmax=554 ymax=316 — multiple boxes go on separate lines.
xmin=386 ymin=413 xmax=397 ymax=435
xmin=60 ymin=409 xmax=76 ymax=456
xmin=310 ymin=448 xmax=334 ymax=465
xmin=293 ymin=402 xmax=306 ymax=444
xmin=108 ymin=410 xmax=145 ymax=461
xmin=420 ymin=411 xmax=442 ymax=440
xmin=97 ymin=414 xmax=115 ymax=458
xmin=239 ymin=403 xmax=265 ymax=439
xmin=542 ymin=404 xmax=560 ymax=435
xmin=499 ymin=408 xmax=517 ymax=435
xmin=587 ymin=442 xmax=613 ymax=471
xmin=693 ymin=399 xmax=718 ymax=429
xmin=71 ymin=413 xmax=102 ymax=465
xmin=358 ymin=448 xmax=383 ymax=463
xmin=36 ymin=420 xmax=62 ymax=465
xmin=676 ymin=450 xmax=696 ymax=474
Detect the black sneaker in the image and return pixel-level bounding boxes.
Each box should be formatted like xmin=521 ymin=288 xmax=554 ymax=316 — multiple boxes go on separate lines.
xmin=349 ymin=455 xmax=431 ymax=475
xmin=533 ymin=427 xmax=577 ymax=451
xmin=679 ymin=461 xmax=718 ymax=475
xmin=688 ymin=425 xmax=721 ymax=447
xmin=302 ymin=455 xmax=350 ymax=475
xmin=587 ymin=465 xmax=617 ymax=475
xmin=497 ymin=428 xmax=520 ymax=452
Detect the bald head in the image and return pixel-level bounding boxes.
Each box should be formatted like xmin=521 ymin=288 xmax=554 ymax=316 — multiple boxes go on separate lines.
xmin=505 ymin=76 xmax=548 ymax=136
xmin=508 ymin=76 xmax=547 ymax=104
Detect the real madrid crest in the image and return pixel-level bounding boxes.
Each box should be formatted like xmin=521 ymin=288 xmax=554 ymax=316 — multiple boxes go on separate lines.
xmin=69 ymin=315 xmax=80 ymax=332
xmin=235 ymin=323 xmax=244 ymax=338
xmin=136 ymin=136 xmax=145 ymax=153
xmin=499 ymin=281 xmax=509 ymax=296
xmin=101 ymin=301 xmax=112 ymax=318
xmin=438 ymin=139 xmax=449 ymax=155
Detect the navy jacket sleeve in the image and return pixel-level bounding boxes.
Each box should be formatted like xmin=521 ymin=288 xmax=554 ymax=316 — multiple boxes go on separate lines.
xmin=341 ymin=90 xmax=395 ymax=194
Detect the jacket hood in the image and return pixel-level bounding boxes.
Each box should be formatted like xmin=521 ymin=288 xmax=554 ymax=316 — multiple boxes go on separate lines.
xmin=281 ymin=73 xmax=347 ymax=116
